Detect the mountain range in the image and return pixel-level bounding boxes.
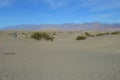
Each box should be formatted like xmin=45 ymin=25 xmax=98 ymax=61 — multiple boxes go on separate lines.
xmin=1 ymin=22 xmax=120 ymax=31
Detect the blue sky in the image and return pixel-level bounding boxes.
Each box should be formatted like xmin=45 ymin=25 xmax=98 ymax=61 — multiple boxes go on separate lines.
xmin=0 ymin=0 xmax=120 ymax=28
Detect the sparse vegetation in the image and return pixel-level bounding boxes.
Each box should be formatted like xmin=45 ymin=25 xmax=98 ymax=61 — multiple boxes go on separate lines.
xmin=96 ymin=33 xmax=102 ymax=36
xmin=111 ymin=31 xmax=120 ymax=35
xmin=52 ymin=32 xmax=56 ymax=35
xmin=103 ymin=32 xmax=110 ymax=35
xmin=85 ymin=32 xmax=95 ymax=37
xmin=96 ymin=32 xmax=110 ymax=36
xmin=95 ymin=31 xmax=120 ymax=36
xmin=22 ymin=33 xmax=27 ymax=36
xmin=31 ymin=32 xmax=55 ymax=41
xmin=76 ymin=36 xmax=87 ymax=40
xmin=22 ymin=32 xmax=29 ymax=38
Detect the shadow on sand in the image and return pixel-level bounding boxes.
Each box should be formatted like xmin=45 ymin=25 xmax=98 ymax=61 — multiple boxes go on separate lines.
xmin=0 ymin=52 xmax=16 ymax=55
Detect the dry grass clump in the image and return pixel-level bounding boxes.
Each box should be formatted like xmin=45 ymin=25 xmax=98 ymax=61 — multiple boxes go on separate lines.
xmin=76 ymin=36 xmax=87 ymax=40
xmin=31 ymin=32 xmax=55 ymax=41
xmin=111 ymin=31 xmax=120 ymax=35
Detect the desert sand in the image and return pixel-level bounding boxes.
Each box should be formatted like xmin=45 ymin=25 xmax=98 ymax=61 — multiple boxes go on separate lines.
xmin=0 ymin=30 xmax=120 ymax=80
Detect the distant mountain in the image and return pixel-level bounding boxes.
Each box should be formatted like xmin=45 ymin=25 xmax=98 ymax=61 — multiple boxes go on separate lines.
xmin=1 ymin=22 xmax=120 ymax=31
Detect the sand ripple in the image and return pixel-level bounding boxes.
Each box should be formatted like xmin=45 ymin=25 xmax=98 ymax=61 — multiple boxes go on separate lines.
xmin=0 ymin=53 xmax=120 ymax=80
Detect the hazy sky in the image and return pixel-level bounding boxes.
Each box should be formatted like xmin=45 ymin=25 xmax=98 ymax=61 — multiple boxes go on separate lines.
xmin=0 ymin=0 xmax=120 ymax=28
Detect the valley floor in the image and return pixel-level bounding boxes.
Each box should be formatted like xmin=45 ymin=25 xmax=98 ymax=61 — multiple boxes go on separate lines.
xmin=0 ymin=31 xmax=120 ymax=80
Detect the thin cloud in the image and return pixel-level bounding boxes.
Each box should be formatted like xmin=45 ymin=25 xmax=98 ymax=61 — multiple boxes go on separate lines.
xmin=79 ymin=0 xmax=120 ymax=12
xmin=0 ymin=0 xmax=13 ymax=8
xmin=29 ymin=0 xmax=68 ymax=9
xmin=45 ymin=0 xmax=67 ymax=9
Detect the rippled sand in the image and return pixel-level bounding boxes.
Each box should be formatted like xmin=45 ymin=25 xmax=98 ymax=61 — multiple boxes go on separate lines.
xmin=0 ymin=31 xmax=120 ymax=80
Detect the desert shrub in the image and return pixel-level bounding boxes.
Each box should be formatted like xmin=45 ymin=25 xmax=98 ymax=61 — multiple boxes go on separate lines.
xmin=103 ymin=32 xmax=110 ymax=35
xmin=111 ymin=31 xmax=120 ymax=35
xmin=22 ymin=33 xmax=28 ymax=38
xmin=96 ymin=33 xmax=104 ymax=36
xmin=85 ymin=32 xmax=95 ymax=37
xmin=52 ymin=32 xmax=56 ymax=35
xmin=76 ymin=36 xmax=87 ymax=40
xmin=31 ymin=32 xmax=54 ymax=41
xmin=96 ymin=32 xmax=109 ymax=36
xmin=31 ymin=32 xmax=41 ymax=40
xmin=22 ymin=33 xmax=27 ymax=35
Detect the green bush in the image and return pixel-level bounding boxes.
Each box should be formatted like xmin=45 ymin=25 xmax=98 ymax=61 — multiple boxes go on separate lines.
xmin=76 ymin=36 xmax=87 ymax=40
xmin=31 ymin=32 xmax=55 ymax=41
xmin=111 ymin=31 xmax=120 ymax=35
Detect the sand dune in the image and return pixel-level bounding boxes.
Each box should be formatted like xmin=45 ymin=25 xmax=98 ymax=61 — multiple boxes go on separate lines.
xmin=0 ymin=31 xmax=120 ymax=80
